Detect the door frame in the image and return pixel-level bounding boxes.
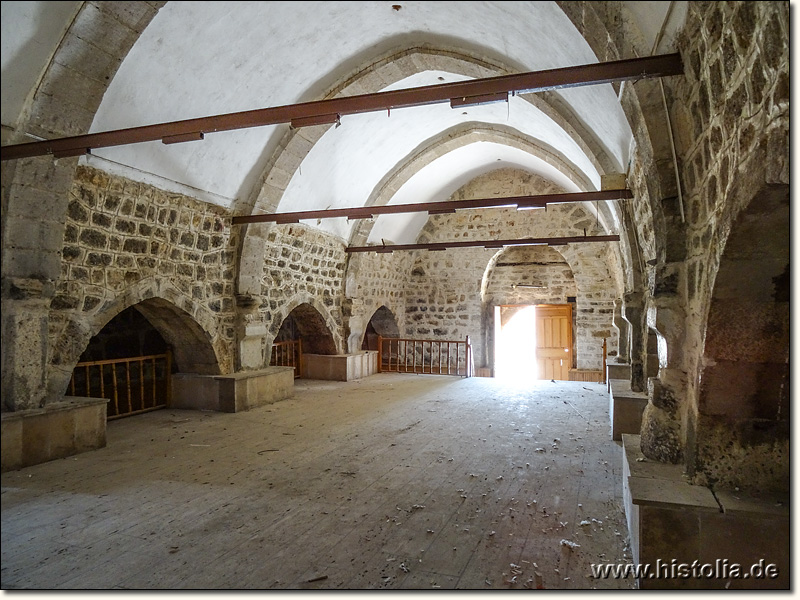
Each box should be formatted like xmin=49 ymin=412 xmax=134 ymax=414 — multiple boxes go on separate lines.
xmin=492 ymin=303 xmax=574 ymax=380
xmin=533 ymin=303 xmax=573 ymax=381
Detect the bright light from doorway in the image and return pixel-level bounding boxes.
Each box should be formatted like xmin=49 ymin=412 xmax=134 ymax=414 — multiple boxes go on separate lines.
xmin=494 ymin=305 xmax=539 ymax=381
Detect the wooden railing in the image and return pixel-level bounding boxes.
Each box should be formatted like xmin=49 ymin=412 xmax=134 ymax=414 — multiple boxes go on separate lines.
xmin=69 ymin=351 xmax=172 ymax=420
xmin=602 ymin=337 xmax=607 ymax=384
xmin=270 ymin=339 xmax=302 ymax=378
xmin=378 ymin=336 xmax=474 ymax=377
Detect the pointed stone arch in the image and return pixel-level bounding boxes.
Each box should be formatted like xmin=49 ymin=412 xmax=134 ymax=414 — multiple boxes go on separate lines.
xmin=1 ymin=2 xmax=165 ymax=411
xmin=343 ymin=124 xmax=617 ymax=301
xmin=235 ymin=43 xmax=621 ymax=297
xmin=47 ymin=278 xmax=225 ymax=403
xmin=480 ymin=245 xmax=579 ymax=371
xmin=269 ymin=293 xmax=342 ymax=357
xmin=691 ymin=183 xmax=789 ymax=493
xmin=360 ymin=305 xmax=401 ymax=351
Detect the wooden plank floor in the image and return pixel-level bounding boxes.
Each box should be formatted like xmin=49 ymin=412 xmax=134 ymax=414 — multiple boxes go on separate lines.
xmin=1 ymin=374 xmax=634 ymax=590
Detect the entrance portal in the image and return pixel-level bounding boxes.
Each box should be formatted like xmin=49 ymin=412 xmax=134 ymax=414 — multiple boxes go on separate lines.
xmin=494 ymin=304 xmax=573 ymax=381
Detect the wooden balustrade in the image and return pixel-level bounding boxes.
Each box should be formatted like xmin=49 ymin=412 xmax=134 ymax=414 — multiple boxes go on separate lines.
xmin=270 ymin=339 xmax=303 ymax=378
xmin=378 ymin=336 xmax=474 ymax=377
xmin=69 ymin=351 xmax=172 ymax=420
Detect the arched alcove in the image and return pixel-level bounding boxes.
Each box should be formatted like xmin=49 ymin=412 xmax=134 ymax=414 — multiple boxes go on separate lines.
xmin=67 ymin=297 xmax=222 ymax=420
xmin=274 ymin=303 xmax=338 ymax=356
xmin=694 ymin=184 xmax=789 ymax=493
xmin=78 ymin=306 xmax=169 ymax=362
xmin=361 ymin=305 xmax=400 ymax=351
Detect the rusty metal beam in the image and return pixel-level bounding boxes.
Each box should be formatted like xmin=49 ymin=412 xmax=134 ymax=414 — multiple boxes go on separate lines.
xmin=1 ymin=54 xmax=682 ymax=161
xmin=232 ymin=189 xmax=633 ymax=225
xmin=346 ymin=234 xmax=620 ymax=253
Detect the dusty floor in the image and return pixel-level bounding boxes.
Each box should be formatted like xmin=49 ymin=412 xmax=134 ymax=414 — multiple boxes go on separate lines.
xmin=2 ymin=374 xmax=635 ymax=591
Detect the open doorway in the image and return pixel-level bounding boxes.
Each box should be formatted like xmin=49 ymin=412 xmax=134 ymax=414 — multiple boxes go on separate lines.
xmin=494 ymin=305 xmax=538 ymax=381
xmin=494 ymin=304 xmax=573 ymax=381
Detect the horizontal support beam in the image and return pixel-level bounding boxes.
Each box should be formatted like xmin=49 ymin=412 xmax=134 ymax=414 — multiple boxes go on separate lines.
xmin=232 ymin=189 xmax=633 ymax=225
xmin=162 ymin=131 xmax=204 ymax=145
xmin=1 ymin=54 xmax=682 ymax=161
xmin=346 ymin=234 xmax=620 ymax=253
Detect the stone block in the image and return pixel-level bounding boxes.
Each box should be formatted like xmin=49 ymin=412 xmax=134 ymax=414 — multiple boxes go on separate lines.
xmin=0 ymin=416 xmax=23 ymax=471
xmin=606 ymin=361 xmax=631 ymax=388
xmin=171 ymin=367 xmax=295 ymax=413
xmin=302 ymin=352 xmax=378 ymax=381
xmin=74 ymin=401 xmax=108 ymax=452
xmin=609 ymin=379 xmax=648 ymax=441
xmin=622 ymin=435 xmax=789 ymax=590
xmin=1 ymin=397 xmax=107 ymax=472
xmin=698 ymin=501 xmax=789 ymax=589
xmin=601 ymin=173 xmax=627 ymax=190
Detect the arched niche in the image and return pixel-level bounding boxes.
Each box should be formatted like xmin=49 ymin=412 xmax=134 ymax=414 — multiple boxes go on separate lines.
xmin=694 ymin=184 xmax=789 ymax=493
xmin=361 ymin=305 xmax=400 ymax=351
xmin=133 ymin=298 xmax=223 ymax=376
xmin=63 ymin=297 xmax=222 ymax=419
xmin=49 ymin=290 xmax=224 ymax=405
xmin=78 ymin=306 xmax=169 ymax=362
xmin=273 ymin=302 xmax=338 ymax=356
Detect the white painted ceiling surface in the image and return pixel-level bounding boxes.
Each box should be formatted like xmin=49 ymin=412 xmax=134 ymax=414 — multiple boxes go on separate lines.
xmin=0 ymin=1 xmax=81 ymax=128
xmin=366 ymin=141 xmax=583 ymax=245
xmin=2 ymin=1 xmax=687 ymax=244
xmin=282 ymin=70 xmax=598 ymax=243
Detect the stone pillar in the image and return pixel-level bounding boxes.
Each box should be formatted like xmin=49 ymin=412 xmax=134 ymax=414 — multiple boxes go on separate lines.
xmin=639 ymin=264 xmax=688 ymax=465
xmin=613 ymin=298 xmax=629 ymax=362
xmin=622 ymin=291 xmax=646 ymax=392
xmin=1 ymin=278 xmax=54 ymax=411
xmin=346 ymin=315 xmax=365 ymax=354
xmin=235 ymin=294 xmax=266 ymax=370
xmin=640 ymin=373 xmax=684 ymax=464
xmin=341 ymin=297 xmax=365 ymax=354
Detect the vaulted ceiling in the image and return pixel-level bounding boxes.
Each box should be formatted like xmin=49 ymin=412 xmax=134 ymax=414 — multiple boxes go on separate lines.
xmin=1 ymin=1 xmax=687 ymax=245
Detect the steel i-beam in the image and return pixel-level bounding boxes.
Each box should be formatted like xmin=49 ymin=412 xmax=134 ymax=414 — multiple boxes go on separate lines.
xmin=232 ymin=189 xmax=633 ymax=225
xmin=346 ymin=234 xmax=620 ymax=253
xmin=1 ymin=54 xmax=682 ymax=161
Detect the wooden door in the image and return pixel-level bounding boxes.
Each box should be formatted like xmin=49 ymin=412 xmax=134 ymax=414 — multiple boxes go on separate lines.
xmin=535 ymin=304 xmax=572 ymax=381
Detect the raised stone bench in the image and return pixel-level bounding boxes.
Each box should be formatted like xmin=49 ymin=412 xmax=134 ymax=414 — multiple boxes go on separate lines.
xmin=171 ymin=366 xmax=294 ymax=413
xmin=301 ymin=351 xmax=378 ymax=381
xmin=622 ymin=434 xmax=789 ymax=589
xmin=609 ymin=378 xmax=648 ymax=441
xmin=1 ymin=396 xmax=108 ymax=472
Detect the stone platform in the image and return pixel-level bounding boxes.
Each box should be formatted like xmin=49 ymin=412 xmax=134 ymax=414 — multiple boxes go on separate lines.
xmin=608 ymin=378 xmax=647 ymax=441
xmin=171 ymin=366 xmax=295 ymax=413
xmin=1 ymin=396 xmax=108 ymax=472
xmin=301 ymin=351 xmax=377 ymax=381
xmin=622 ymin=434 xmax=789 ymax=589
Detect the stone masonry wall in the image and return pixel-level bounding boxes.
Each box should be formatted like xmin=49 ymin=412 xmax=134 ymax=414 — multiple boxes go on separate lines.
xmin=673 ymin=2 xmax=790 ymax=491
xmin=404 ymin=246 xmax=489 ymax=360
xmin=49 ymin=165 xmax=238 ymax=396
xmin=402 ymin=169 xmax=621 ymax=372
xmin=344 ymin=251 xmax=412 ymax=352
xmin=259 ymin=224 xmax=348 ymax=360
